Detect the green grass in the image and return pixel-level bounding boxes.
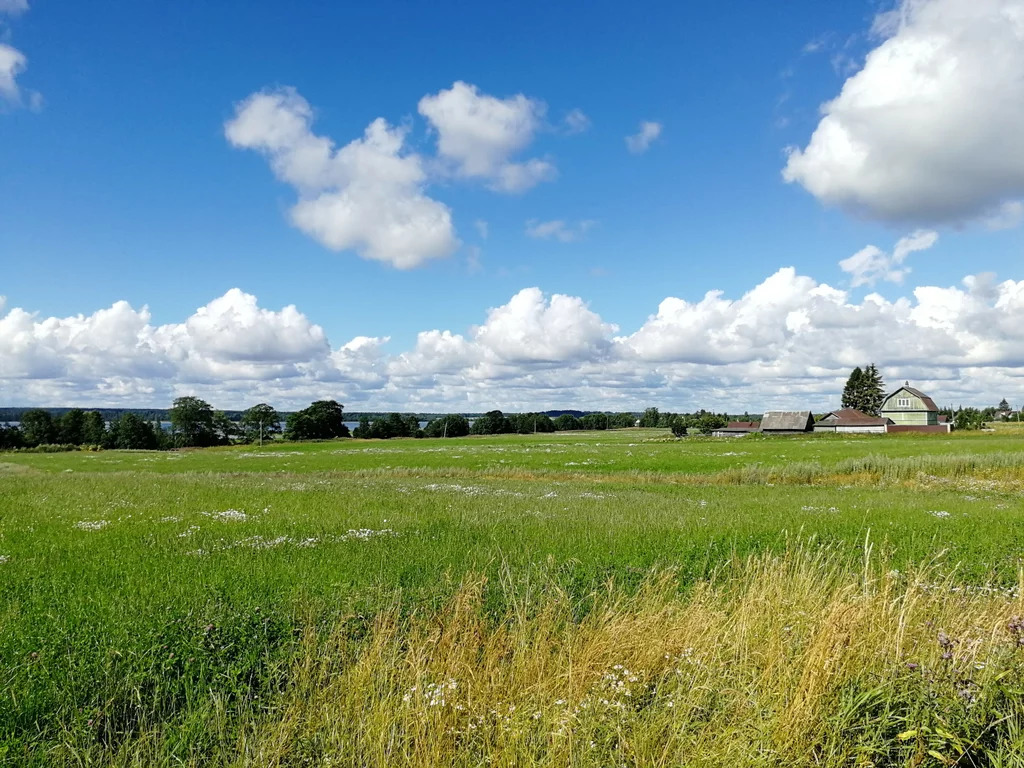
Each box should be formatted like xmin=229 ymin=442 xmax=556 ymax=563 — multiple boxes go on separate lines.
xmin=2 ymin=429 xmax=1024 ymax=765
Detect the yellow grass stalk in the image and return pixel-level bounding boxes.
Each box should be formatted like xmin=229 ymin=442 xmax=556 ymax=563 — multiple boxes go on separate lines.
xmin=239 ymin=547 xmax=1024 ymax=767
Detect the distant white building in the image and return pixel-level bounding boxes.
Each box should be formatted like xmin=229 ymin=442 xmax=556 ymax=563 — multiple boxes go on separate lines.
xmin=813 ymin=408 xmax=891 ymax=434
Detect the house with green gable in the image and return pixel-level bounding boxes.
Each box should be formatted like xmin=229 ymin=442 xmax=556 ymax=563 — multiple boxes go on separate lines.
xmin=879 ymin=383 xmax=950 ymax=433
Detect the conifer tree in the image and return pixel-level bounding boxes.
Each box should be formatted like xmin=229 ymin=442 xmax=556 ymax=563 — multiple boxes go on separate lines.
xmin=841 ymin=367 xmax=863 ymax=409
xmin=861 ymin=364 xmax=885 ymax=416
xmin=841 ymin=365 xmax=885 ymax=415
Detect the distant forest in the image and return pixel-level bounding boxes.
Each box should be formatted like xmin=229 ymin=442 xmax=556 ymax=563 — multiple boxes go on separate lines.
xmin=0 ymin=407 xmax=600 ymax=423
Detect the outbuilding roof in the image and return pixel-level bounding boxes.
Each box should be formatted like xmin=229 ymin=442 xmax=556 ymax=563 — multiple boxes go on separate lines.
xmin=760 ymin=410 xmax=814 ymax=431
xmin=815 ymin=408 xmax=892 ymax=427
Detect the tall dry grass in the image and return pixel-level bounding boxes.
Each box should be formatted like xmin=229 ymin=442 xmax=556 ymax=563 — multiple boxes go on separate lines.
xmin=236 ymin=547 xmax=1024 ymax=767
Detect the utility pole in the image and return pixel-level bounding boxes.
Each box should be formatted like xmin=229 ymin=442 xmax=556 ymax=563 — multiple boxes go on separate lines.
xmin=259 ymin=419 xmax=264 ymax=448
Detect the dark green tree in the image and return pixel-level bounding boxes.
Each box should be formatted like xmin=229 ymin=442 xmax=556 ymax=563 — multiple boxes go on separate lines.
xmin=20 ymin=409 xmax=56 ymax=446
xmin=841 ymin=367 xmax=864 ymax=410
xmin=58 ymin=409 xmax=87 ymax=445
xmin=998 ymin=398 xmax=1011 ymax=412
xmin=108 ymin=413 xmax=159 ymax=449
xmin=638 ymin=407 xmax=660 ymax=428
xmin=423 ymin=414 xmax=470 ymax=438
xmin=579 ymin=413 xmax=609 ymax=430
xmin=954 ymin=407 xmax=987 ymax=431
xmin=83 ymin=411 xmax=107 ymax=445
xmin=694 ymin=413 xmax=729 ymax=435
xmin=553 ymin=414 xmax=581 ymax=431
xmin=212 ymin=411 xmax=238 ymax=445
xmin=0 ymin=425 xmax=25 ymax=450
xmin=239 ymin=404 xmax=282 ymax=445
xmin=608 ymin=412 xmax=637 ymax=429
xmin=861 ymin=364 xmax=885 ymax=416
xmin=169 ymin=396 xmax=217 ymax=447
xmin=285 ymin=400 xmax=349 ymax=440
xmin=841 ymin=365 xmax=885 ymax=415
xmin=670 ymin=416 xmax=688 ymax=437
xmin=508 ymin=413 xmax=555 ymax=434
xmin=470 ymin=410 xmax=513 ymax=435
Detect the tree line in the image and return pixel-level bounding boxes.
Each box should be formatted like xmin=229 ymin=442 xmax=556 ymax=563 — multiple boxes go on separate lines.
xmin=0 ymin=397 xmax=352 ymax=451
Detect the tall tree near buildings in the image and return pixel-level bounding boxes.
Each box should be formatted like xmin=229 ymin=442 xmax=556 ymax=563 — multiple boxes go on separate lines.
xmin=169 ymin=396 xmax=217 ymax=447
xmin=841 ymin=367 xmax=863 ymax=410
xmin=998 ymin=398 xmax=1010 ymax=412
xmin=841 ymin=365 xmax=885 ymax=415
xmin=861 ymin=364 xmax=885 ymax=416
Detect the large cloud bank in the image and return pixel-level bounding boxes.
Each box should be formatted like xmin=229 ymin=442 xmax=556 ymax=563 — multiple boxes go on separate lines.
xmin=783 ymin=0 xmax=1024 ymax=226
xmin=5 ymin=269 xmax=1024 ymax=411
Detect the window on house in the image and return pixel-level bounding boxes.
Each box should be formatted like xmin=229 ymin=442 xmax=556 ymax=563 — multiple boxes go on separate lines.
xmin=897 ymin=398 xmax=911 ymax=408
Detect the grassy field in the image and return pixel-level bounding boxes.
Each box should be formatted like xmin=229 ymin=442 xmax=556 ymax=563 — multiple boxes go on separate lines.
xmin=3 ymin=428 xmax=1024 ymax=766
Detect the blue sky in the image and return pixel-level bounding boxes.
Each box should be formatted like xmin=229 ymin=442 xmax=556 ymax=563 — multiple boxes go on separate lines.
xmin=2 ymin=0 xmax=1024 ymax=411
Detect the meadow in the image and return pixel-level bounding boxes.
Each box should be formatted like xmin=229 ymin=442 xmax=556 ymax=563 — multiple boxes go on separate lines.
xmin=2 ymin=427 xmax=1024 ymax=766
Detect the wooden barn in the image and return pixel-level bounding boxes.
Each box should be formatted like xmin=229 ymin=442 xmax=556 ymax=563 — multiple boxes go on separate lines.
xmin=759 ymin=411 xmax=814 ymax=434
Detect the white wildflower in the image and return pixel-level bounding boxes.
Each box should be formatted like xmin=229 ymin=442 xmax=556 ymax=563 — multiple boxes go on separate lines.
xmin=74 ymin=520 xmax=110 ymax=531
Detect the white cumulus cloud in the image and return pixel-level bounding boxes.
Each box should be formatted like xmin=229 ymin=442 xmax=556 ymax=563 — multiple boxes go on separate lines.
xmin=418 ymin=81 xmax=556 ymax=193
xmin=783 ymin=0 xmax=1024 ymax=225
xmin=625 ymin=121 xmax=662 ymax=154
xmin=562 ymin=108 xmax=591 ymax=134
xmin=0 ymin=43 xmax=26 ymax=104
xmin=839 ymin=229 xmax=938 ymax=287
xmin=524 ymin=219 xmax=596 ymax=242
xmin=226 ymin=87 xmax=458 ymax=269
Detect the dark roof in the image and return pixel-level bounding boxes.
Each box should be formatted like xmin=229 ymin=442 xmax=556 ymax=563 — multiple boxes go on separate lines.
xmin=937 ymin=414 xmax=949 ymax=423
xmin=725 ymin=421 xmax=759 ymax=429
xmin=760 ymin=410 xmax=814 ymax=431
xmin=883 ymin=384 xmax=938 ymax=412
xmin=815 ymin=408 xmax=892 ymax=427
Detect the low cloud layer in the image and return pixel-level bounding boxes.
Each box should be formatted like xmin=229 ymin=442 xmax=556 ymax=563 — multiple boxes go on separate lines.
xmin=6 ymin=266 xmax=1024 ymax=412
xmin=784 ymin=0 xmax=1024 ymax=226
